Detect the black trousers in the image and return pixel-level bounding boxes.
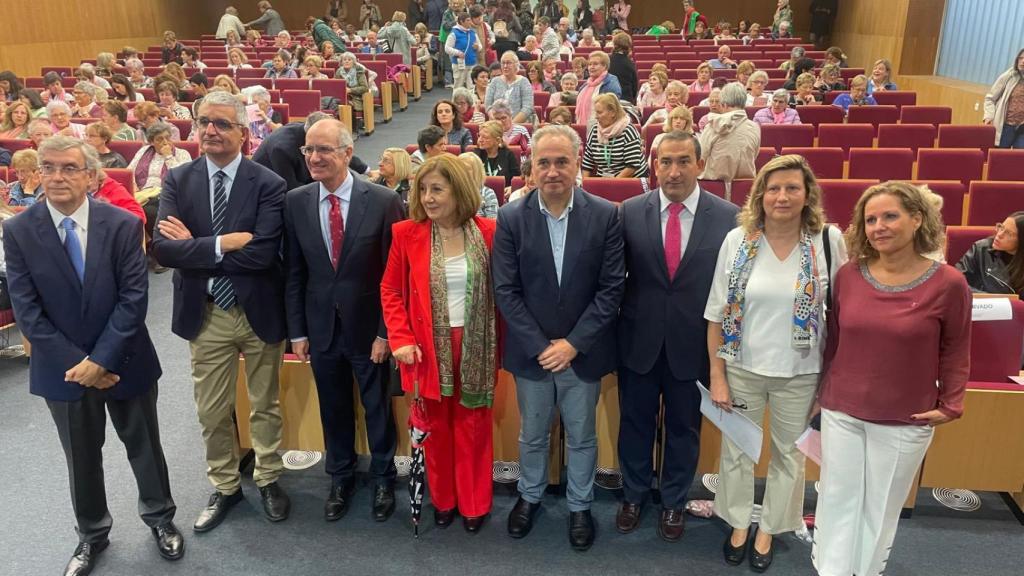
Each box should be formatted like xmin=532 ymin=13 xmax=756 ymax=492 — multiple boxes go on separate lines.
xmin=617 ymin=346 xmax=703 ymax=510
xmin=309 ymin=318 xmax=397 ymax=487
xmin=46 ymin=383 xmax=176 ymax=544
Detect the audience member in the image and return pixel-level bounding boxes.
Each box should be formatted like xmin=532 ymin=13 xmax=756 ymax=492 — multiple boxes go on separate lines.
xmin=18 ymin=89 xmax=48 ymax=119
xmin=134 ymin=101 xmax=182 ymax=140
xmin=360 ymin=0 xmax=384 ymax=29
xmin=644 ymin=80 xmax=688 ymax=128
xmin=832 ymin=75 xmax=877 ymax=116
xmin=71 ymin=82 xmax=103 ymax=119
xmin=582 ymin=93 xmax=646 ymax=178
xmin=93 ymin=167 xmax=146 ymax=221
xmin=432 ymin=99 xmax=473 ymax=152
xmin=548 ymin=73 xmax=579 ymax=108
xmin=411 ymin=125 xmax=447 ymax=171
xmin=792 ymin=73 xmax=822 ymax=105
xmin=42 ymin=72 xmax=74 ymax=105
xmin=521 ymin=35 xmax=542 ymax=60
xmin=784 ymin=58 xmax=816 ymax=90
xmin=736 ymin=61 xmax=755 ymax=86
xmin=575 ymin=51 xmax=622 ymax=124
xmin=754 ymin=89 xmax=803 ymax=126
xmin=867 ymin=58 xmax=897 ymax=94
xmin=984 ymin=48 xmax=1024 ymax=148
xmin=373 ymin=147 xmax=412 ymax=203
xmin=690 ymin=63 xmax=714 ymax=93
xmin=161 ymin=31 xmax=185 ymax=65
xmin=485 ymin=52 xmax=534 ymax=124
xmin=710 ymin=45 xmax=737 ymax=70
xmin=547 ymin=106 xmax=573 ymax=125
xmin=714 ymin=21 xmax=737 ymax=44
xmin=156 ymin=82 xmax=192 ymax=120
xmin=955 ymin=211 xmax=1023 ymax=295
xmin=101 ymin=101 xmax=139 ymax=141
xmin=698 ymin=88 xmax=725 ymax=131
xmin=85 ymin=123 xmax=127 ymax=168
xmin=266 ymin=52 xmax=299 ymax=79
xmin=108 ymin=75 xmax=143 ymax=103
xmin=698 ymin=82 xmax=760 ymax=182
xmin=577 ymin=28 xmax=599 ymax=48
xmin=336 ymin=52 xmax=373 ymax=132
xmin=824 ymin=46 xmax=847 ymax=68
xmin=458 ymin=152 xmax=499 ymax=218
xmin=453 ymin=87 xmax=485 ymax=124
xmin=47 ymin=101 xmax=86 ymax=138
xmin=0 ymin=72 xmax=24 ymax=103
xmin=181 ymin=47 xmax=207 ymax=71
xmin=608 ymin=33 xmax=639 ymax=104
xmin=688 ymin=20 xmax=712 ymax=40
xmin=247 ymin=1 xmax=287 ymax=36
xmin=213 ymin=74 xmax=241 ymax=95
xmin=127 ymin=123 xmax=191 ymax=242
xmin=471 ymin=66 xmax=490 ymax=112
xmin=27 ymin=119 xmax=54 ymax=148
xmin=488 ymin=99 xmax=531 ymax=155
xmin=447 ymin=12 xmax=482 ymax=90
xmin=246 ymin=86 xmax=282 ymax=152
xmin=126 ymin=59 xmax=154 ymax=90
xmin=216 ymin=6 xmax=247 ymax=40
xmin=815 ymin=63 xmax=847 ymax=94
xmin=6 ymin=149 xmax=42 ymax=206
xmin=473 ymin=119 xmax=520 ymax=188
xmin=649 ymin=106 xmax=694 ymax=158
xmin=743 ymin=22 xmax=763 ymax=45
xmin=0 ymin=102 xmax=31 ymax=139
xmin=527 ymin=62 xmax=557 ymax=93
xmin=746 ymin=71 xmax=769 ymax=107
xmin=779 ymin=46 xmax=805 ymax=71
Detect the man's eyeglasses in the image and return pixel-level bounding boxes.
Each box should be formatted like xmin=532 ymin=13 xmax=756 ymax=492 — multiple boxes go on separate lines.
xmin=39 ymin=164 xmax=90 ymax=177
xmin=196 ymin=117 xmax=244 ymax=132
xmin=300 ymin=145 xmax=346 ymax=156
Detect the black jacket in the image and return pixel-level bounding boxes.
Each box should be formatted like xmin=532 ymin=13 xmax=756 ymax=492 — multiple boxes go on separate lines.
xmin=609 ymin=52 xmax=639 ymax=104
xmin=955 ymin=237 xmax=1018 ymax=295
xmin=252 ymin=122 xmax=369 ymax=191
xmin=474 ymin=146 xmax=521 ymax=188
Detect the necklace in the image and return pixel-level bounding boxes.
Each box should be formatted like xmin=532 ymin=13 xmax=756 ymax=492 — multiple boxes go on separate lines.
xmin=438 ymin=227 xmax=463 ymax=242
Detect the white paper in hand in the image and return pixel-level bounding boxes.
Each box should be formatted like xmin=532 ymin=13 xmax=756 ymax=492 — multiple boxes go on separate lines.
xmin=795 ymin=427 xmax=822 ymax=465
xmin=697 ymin=381 xmax=763 ymax=462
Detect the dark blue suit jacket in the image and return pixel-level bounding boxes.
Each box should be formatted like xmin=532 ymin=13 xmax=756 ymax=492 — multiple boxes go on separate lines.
xmin=492 ymin=188 xmax=625 ymax=381
xmin=283 ymin=176 xmax=404 ymax=354
xmin=617 ymin=189 xmax=739 ymax=381
xmin=2 ymin=198 xmax=161 ymax=401
xmin=152 ymin=156 xmax=287 ymax=343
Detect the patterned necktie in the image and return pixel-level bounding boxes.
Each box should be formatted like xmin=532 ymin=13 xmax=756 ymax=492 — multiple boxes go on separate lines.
xmin=327 ymin=194 xmax=344 ymax=269
xmin=210 ymin=171 xmax=236 ymax=310
xmin=61 ymin=217 xmax=85 ymax=283
xmin=665 ymin=202 xmax=684 ymax=280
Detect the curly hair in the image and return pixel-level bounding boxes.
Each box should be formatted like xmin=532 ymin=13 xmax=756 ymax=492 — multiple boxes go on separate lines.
xmin=739 ymin=154 xmax=827 ymax=234
xmin=846 ymin=181 xmax=945 ymax=261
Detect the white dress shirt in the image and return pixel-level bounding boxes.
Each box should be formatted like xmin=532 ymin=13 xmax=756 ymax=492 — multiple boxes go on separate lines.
xmin=207 ymin=154 xmax=242 ymax=296
xmin=659 ymin=184 xmax=700 ymax=259
xmin=47 ymin=197 xmax=90 ymax=258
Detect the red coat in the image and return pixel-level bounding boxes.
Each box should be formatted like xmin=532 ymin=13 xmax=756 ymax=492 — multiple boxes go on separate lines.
xmin=380 ymin=216 xmax=498 ymax=401
xmin=95 ymin=177 xmax=146 ymax=223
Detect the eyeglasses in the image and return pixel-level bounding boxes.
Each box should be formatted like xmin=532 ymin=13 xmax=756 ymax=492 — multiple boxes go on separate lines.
xmin=196 ymin=117 xmax=244 ymax=131
xmin=300 ymin=145 xmax=346 ymax=156
xmin=40 ymin=164 xmax=90 ymax=177
xmin=996 ymin=222 xmax=1018 ymax=240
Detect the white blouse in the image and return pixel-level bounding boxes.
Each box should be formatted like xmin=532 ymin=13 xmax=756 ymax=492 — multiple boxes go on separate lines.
xmin=703 ymin=225 xmax=848 ymax=378
xmin=445 ymin=254 xmax=467 ymax=328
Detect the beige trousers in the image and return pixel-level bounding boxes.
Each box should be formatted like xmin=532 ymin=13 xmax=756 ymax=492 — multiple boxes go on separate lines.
xmin=190 ymin=303 xmax=285 ymax=493
xmin=715 ymin=365 xmax=818 ymax=534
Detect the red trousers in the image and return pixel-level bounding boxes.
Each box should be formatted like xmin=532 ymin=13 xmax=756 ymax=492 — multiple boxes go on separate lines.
xmin=423 ymin=327 xmax=494 ymax=518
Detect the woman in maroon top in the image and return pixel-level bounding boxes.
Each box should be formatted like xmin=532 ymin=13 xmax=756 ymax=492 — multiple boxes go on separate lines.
xmin=813 ymin=181 xmax=971 ymax=576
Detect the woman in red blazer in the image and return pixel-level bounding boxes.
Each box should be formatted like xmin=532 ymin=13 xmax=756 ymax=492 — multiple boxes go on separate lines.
xmin=381 ymin=154 xmax=499 ymax=533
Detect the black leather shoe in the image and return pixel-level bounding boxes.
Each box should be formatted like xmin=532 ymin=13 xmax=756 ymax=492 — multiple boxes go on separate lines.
xmin=373 ymin=484 xmax=396 ymax=522
xmin=258 ymin=482 xmax=290 ymax=522
xmin=749 ymin=530 xmax=774 ymax=573
xmin=568 ymin=510 xmax=595 ymax=551
xmin=434 ymin=507 xmax=456 ymax=528
xmin=152 ymin=522 xmax=185 ymax=561
xmin=63 ymin=539 xmax=108 ymax=576
xmin=723 ymin=531 xmax=747 ymax=566
xmin=463 ymin=515 xmax=486 ymax=533
xmin=325 ymin=481 xmax=355 ymax=522
xmin=507 ymin=496 xmax=540 ymax=539
xmin=193 ymin=490 xmax=243 ymax=533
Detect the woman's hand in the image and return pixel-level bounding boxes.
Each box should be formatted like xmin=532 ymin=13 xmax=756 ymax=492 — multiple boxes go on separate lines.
xmin=709 ymin=372 xmax=732 ymax=412
xmin=157 ymin=142 xmax=174 ymax=157
xmin=910 ymin=409 xmax=953 ymax=427
xmin=393 ymin=344 xmax=422 ymax=365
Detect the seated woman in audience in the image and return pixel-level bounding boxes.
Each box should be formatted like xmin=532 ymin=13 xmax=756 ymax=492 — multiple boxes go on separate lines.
xmin=181 ymin=47 xmax=207 ymax=71
xmin=453 ymin=87 xmax=486 ymax=124
xmin=867 ymin=58 xmax=897 ymax=94
xmin=414 ymin=25 xmax=434 ymax=76
xmin=577 ymin=28 xmax=599 ymax=48
xmin=246 ymin=86 xmax=282 ymax=152
xmin=506 ymin=156 xmax=533 ymax=203
xmin=526 ymin=61 xmax=556 ymax=93
xmin=228 ymin=48 xmax=253 ymax=71
xmin=522 ymin=35 xmax=542 ymax=60
xmin=746 ymin=70 xmax=770 ymax=107
xmin=609 ymin=32 xmax=639 ymax=103
xmin=224 ymin=29 xmax=245 ymax=49
xmin=984 ymin=48 xmax=1024 ymax=149
xmin=742 ymin=22 xmax=763 ymax=45
xmin=289 ymin=46 xmax=311 ymax=71
xmin=688 ymin=19 xmax=712 ymax=40
xmin=650 ymin=106 xmax=694 ymax=159
xmin=955 ymin=211 xmax=1023 ymax=296
xmin=458 ymin=152 xmax=499 ymax=218
xmin=27 ymin=119 xmax=53 ymax=148
xmin=18 ymin=90 xmax=48 ymax=119
xmin=373 ymin=147 xmax=413 ymax=204
xmin=71 ymin=82 xmax=103 ymax=118
xmin=470 ymin=67 xmax=490 ymax=113
xmin=485 ymin=52 xmax=534 ymax=124
xmin=832 ymin=75 xmax=877 ymax=117
xmin=212 ymin=74 xmax=241 ymax=95
xmin=47 ymin=101 xmax=86 ymax=138
xmin=156 ymin=82 xmax=192 ymax=120
xmin=638 ymin=71 xmax=669 ymax=110
xmin=108 ymin=75 xmax=143 ymax=103
xmin=6 ymin=149 xmax=42 ymax=206
xmin=93 ymin=168 xmax=145 ymax=221
xmin=101 ymin=101 xmax=140 ymax=141
xmin=265 ymin=52 xmax=299 ymax=79
xmin=542 ymin=58 xmax=561 ymax=86
xmin=548 ymin=72 xmax=579 ymax=108
xmin=815 ymin=63 xmax=846 ymax=94
xmin=41 ymin=72 xmax=73 ymax=106
xmin=125 ymin=59 xmax=153 ymax=90
xmin=0 ymin=102 xmax=31 ymax=139
xmin=575 ymin=50 xmax=622 ymax=124
xmin=133 ymin=101 xmax=181 ymax=140
xmin=86 ymin=122 xmax=128 ymax=169
xmin=791 ymin=73 xmax=822 ymax=105
xmin=582 ymin=93 xmax=647 ymax=179
xmin=488 ymin=99 xmax=531 ymax=155
xmin=75 ymin=63 xmax=112 ymax=90
xmin=571 ymin=56 xmax=588 ymax=82
xmin=714 ymin=21 xmax=737 ymax=44
xmin=0 ymin=71 xmax=24 ymax=104
xmin=547 ymin=106 xmax=573 ymax=125
xmin=161 ymin=62 xmax=191 ymax=90
xmin=754 ymin=89 xmax=802 ymax=125
xmin=779 ymin=46 xmax=805 ymax=72
xmin=473 ymin=120 xmax=520 ymax=189
xmin=319 ymin=41 xmax=340 ymax=63
xmin=128 ymin=123 xmax=192 ymax=241
xmin=736 ymin=60 xmax=755 ymax=87
xmin=698 ymin=87 xmax=724 ymax=131
xmin=335 ymin=52 xmax=375 ymax=133
xmin=698 ymin=82 xmax=760 ymax=181
xmin=690 ymin=62 xmax=714 ymax=94
xmin=431 ymin=99 xmax=473 ymax=152
xmin=246 ymin=29 xmax=266 ymax=48
xmin=644 ymin=80 xmax=688 ymax=128
xmin=161 ymin=30 xmax=185 ymax=65
xmin=302 ymin=55 xmax=329 ymax=79
xmin=824 ymin=46 xmax=847 ymax=68
xmin=783 ymin=58 xmax=816 ymax=90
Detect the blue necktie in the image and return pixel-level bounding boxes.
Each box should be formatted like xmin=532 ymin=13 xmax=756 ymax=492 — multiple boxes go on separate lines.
xmin=210 ymin=171 xmax=237 ymax=310
xmin=61 ymin=217 xmax=85 ymax=284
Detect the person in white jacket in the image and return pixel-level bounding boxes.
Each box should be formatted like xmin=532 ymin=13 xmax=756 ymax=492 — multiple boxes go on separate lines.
xmin=215 ymin=6 xmax=246 ymax=40
xmin=984 ymin=48 xmax=1024 ymax=148
xmin=698 ymin=82 xmax=761 ymax=184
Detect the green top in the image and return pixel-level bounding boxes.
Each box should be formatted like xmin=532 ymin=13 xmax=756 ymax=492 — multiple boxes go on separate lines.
xmin=646 ymin=25 xmax=670 ymax=37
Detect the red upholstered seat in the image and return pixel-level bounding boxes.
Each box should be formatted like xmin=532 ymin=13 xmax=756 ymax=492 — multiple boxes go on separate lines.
xmin=967 ymin=181 xmax=1024 ymax=226
xmin=817 ymin=124 xmax=875 ymax=158
xmin=847 ymin=105 xmax=900 ymax=135
xmin=916 ymin=148 xmax=985 ymax=186
xmin=791 ymin=106 xmax=845 ymax=132
xmin=819 ymin=179 xmax=879 ymax=229
xmin=105 ymin=169 xmax=135 ymax=194
xmin=273 ymin=78 xmax=311 ymax=92
xmin=899 ymin=105 xmax=952 ymax=127
xmin=910 ymin=180 xmax=967 ymax=226
xmin=236 ymin=67 xmax=268 ymax=79
xmin=871 ymin=91 xmax=917 ymax=109
xmin=107 ymin=140 xmax=144 ymax=162
xmin=699 ymin=179 xmax=727 ymax=199
xmin=0 ymin=139 xmax=33 ymax=153
xmin=167 ymin=119 xmax=193 ymax=141
xmin=583 ymin=178 xmax=645 ymax=203
xmin=311 ymin=79 xmax=347 ymax=104
xmin=780 ymin=147 xmax=844 ymax=179
xmin=944 ymin=226 xmax=993 ymax=265
xmin=969 ymin=300 xmax=1024 ymax=383
xmin=986 ymin=149 xmax=1024 ymax=181
xmin=759 ymin=124 xmax=815 ymax=152
xmin=281 ymin=89 xmax=322 ymax=118
xmin=730 ymin=180 xmax=754 ymax=207
xmin=938 ymin=125 xmax=997 ymax=153
xmin=877 ymin=123 xmax=936 ymax=153
xmin=533 ymin=91 xmax=550 ymax=109
xmin=848 ymin=147 xmax=915 ymax=181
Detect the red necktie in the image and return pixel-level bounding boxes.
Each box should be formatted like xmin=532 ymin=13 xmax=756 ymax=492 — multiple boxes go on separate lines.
xmin=665 ymin=203 xmax=684 ymax=279
xmin=327 ymin=194 xmax=344 ymax=269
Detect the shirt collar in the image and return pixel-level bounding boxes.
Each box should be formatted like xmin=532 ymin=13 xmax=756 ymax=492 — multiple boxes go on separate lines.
xmin=660 ymin=183 xmax=700 ymax=214
xmin=318 ymin=170 xmax=355 ymax=203
xmin=206 ymin=153 xmax=243 ymax=182
xmin=538 ymin=188 xmax=574 ymax=220
xmin=47 ymin=196 xmax=90 ymax=232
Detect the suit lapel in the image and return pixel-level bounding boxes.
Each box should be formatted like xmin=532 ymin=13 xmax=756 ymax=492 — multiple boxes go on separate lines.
xmin=644 ymin=190 xmax=669 ymax=286
xmin=32 ymin=203 xmax=82 ymax=293
xmin=303 ymin=184 xmax=334 ymax=271
xmin=677 ymin=190 xmax=713 ymax=275
xmin=223 ymin=159 xmax=256 ymax=232
xmin=190 ymin=160 xmax=214 ymax=236
xmin=81 ymin=199 xmax=108 ymax=304
xmin=558 ymin=188 xmax=591 ymax=297
xmin=337 ymin=174 xmax=368 ymax=274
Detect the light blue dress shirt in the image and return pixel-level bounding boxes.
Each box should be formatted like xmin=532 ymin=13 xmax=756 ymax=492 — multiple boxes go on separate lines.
xmin=317 ymin=171 xmax=354 ymax=254
xmin=538 ymin=190 xmax=574 ymax=286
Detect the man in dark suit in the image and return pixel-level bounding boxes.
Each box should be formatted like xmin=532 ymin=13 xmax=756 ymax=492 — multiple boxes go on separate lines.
xmin=615 ymin=130 xmax=739 ymax=541
xmin=2 ymin=136 xmax=182 ymax=576
xmin=152 ymin=91 xmax=290 ymax=532
xmin=252 ymin=113 xmax=371 ymax=192
xmin=492 ymin=124 xmax=625 ymax=551
xmin=283 ymin=119 xmax=403 ymax=522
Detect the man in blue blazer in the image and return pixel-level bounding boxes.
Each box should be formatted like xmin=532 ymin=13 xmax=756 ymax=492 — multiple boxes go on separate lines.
xmin=614 ymin=131 xmax=740 ymax=541
xmin=283 ymin=119 xmax=404 ymax=522
xmin=152 ymin=92 xmax=290 ymax=532
xmin=493 ymin=124 xmax=625 ymax=551
xmin=3 ymin=137 xmax=182 ymax=576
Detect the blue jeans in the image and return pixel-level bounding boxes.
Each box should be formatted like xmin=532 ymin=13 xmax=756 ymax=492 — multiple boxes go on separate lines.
xmin=999 ymin=124 xmax=1024 ymax=148
xmin=514 ymin=367 xmax=600 ymax=512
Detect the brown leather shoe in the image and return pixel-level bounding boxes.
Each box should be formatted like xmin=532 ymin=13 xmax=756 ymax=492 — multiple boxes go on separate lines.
xmin=615 ymin=501 xmax=642 ymax=534
xmin=657 ymin=508 xmax=685 ymax=542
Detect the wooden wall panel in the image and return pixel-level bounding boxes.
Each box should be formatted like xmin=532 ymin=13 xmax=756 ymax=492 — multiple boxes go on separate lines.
xmin=898 ymin=75 xmax=988 ymax=125
xmin=899 ymin=0 xmax=946 ymax=76
xmin=832 ymin=0 xmax=910 ymax=77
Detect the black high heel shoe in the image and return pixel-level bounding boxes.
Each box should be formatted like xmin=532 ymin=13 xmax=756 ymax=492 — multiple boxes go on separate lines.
xmin=723 ymin=530 xmax=747 ymax=566
xmin=749 ymin=528 xmax=774 ymax=573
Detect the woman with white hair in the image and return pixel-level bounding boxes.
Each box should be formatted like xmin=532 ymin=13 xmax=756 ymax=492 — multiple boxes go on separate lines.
xmin=577 ymin=27 xmax=599 ymax=48
xmin=453 ymin=87 xmax=485 ymax=124
xmin=487 ymin=99 xmax=531 ymax=155
xmin=71 ymin=82 xmax=102 ymax=119
xmin=698 ymin=82 xmax=761 ymax=182
xmin=754 ymin=89 xmax=802 ymax=125
xmin=125 ymin=59 xmax=153 ymax=90
xmin=485 ymin=51 xmax=534 ymax=124
xmin=548 ymin=72 xmax=579 ymax=108
xmin=246 ymin=86 xmax=282 ymax=152
xmin=46 ymin=100 xmax=86 ymax=138
xmin=335 ymin=52 xmax=375 ymax=132
xmin=746 ymin=70 xmax=770 ymax=107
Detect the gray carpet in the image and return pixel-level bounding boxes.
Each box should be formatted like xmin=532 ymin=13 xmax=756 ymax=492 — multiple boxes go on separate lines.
xmin=1 ymin=88 xmax=1023 ymax=576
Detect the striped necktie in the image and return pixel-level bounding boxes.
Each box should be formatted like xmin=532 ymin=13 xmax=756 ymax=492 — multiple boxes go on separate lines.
xmin=210 ymin=171 xmax=236 ymax=310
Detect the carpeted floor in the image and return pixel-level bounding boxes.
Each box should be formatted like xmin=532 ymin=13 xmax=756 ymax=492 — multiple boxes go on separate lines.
xmin=1 ymin=88 xmax=1022 ymax=576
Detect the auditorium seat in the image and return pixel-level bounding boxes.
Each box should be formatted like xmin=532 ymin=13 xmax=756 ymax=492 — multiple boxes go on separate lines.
xmin=730 ymin=179 xmax=754 ymax=207
xmin=177 ymin=141 xmax=200 ymax=159
xmin=969 ymin=299 xmax=1024 ymax=383
xmin=533 ymin=91 xmax=551 ymax=109
xmin=780 ymin=147 xmax=844 ymax=179
xmin=899 ymin=105 xmax=952 ymax=127
xmin=0 ymin=139 xmax=34 ymax=153
xmin=937 ymin=125 xmax=997 ymax=153
xmin=699 ymin=180 xmax=727 ymax=199
xmin=916 ymin=148 xmax=985 ymax=185
xmin=759 ymin=124 xmax=815 ymax=152
xmin=817 ymin=124 xmax=875 ymax=158
xmin=791 ymin=105 xmax=844 ymax=132
xmin=871 ymin=91 xmax=917 ymax=109
xmin=484 ymin=176 xmax=507 ymax=204
xmin=687 ymin=91 xmax=709 ymax=107
xmin=643 ymin=124 xmax=663 ymax=160
xmin=819 ymin=179 xmax=879 ymax=228
xmin=236 ymin=68 xmax=268 ymax=79
xmin=848 ymin=148 xmax=915 ymax=180
xmin=944 ymin=226 xmax=992 ymax=265
xmin=237 ymin=78 xmax=274 ymax=90
xmin=986 ymin=149 xmax=1024 ymax=181
xmin=167 ymin=119 xmax=192 ymax=140
xmin=756 ymin=147 xmax=777 ymax=171
xmin=105 ymin=168 xmax=135 ymax=193
xmin=108 ymin=140 xmax=144 ymax=162
xmin=966 ymin=181 xmax=1024 ymax=226
xmin=281 ymin=89 xmax=322 ymax=118
xmin=911 ymin=180 xmax=967 ymax=226
xmin=876 ymin=123 xmax=937 ymax=153
xmin=585 ymin=178 xmax=645 ymax=203
xmin=847 ymin=105 xmax=900 ymax=134
xmin=691 ymin=106 xmax=709 ymax=126
xmin=465 ymin=122 xmax=478 ymax=141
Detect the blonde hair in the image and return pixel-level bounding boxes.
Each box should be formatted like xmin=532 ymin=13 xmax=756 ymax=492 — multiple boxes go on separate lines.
xmin=304 ymin=55 xmax=324 ymax=68
xmin=696 ymin=62 xmax=713 ymax=76
xmin=478 ymin=120 xmax=505 ymax=146
xmin=382 ymin=147 xmax=412 ymax=182
xmin=228 ymin=48 xmax=249 ymax=64
xmin=458 ymin=152 xmax=486 ymax=190
xmin=85 ymin=121 xmax=113 ymax=142
xmin=736 ymin=61 xmax=756 ymax=78
xmin=11 ymin=148 xmax=39 ymax=172
xmin=213 ymin=74 xmax=240 ymax=94
xmin=739 ymin=154 xmax=827 ymax=234
xmin=846 ymin=181 xmax=945 ymax=261
xmin=588 ymin=50 xmax=610 ymax=68
xmin=594 ymin=92 xmax=624 ymax=120
xmin=662 ymin=106 xmax=693 ymax=132
xmin=796 ymin=72 xmax=815 ymax=89
xmin=648 ymin=71 xmax=669 ymax=91
xmin=409 ymin=154 xmax=481 ymax=223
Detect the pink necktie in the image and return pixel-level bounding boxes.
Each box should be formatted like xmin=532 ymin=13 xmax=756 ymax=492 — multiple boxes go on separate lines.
xmin=327 ymin=195 xmax=344 ymax=269
xmin=665 ymin=203 xmax=684 ymax=279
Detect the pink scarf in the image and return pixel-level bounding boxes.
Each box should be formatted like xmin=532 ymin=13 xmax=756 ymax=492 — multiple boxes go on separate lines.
xmin=596 ymin=114 xmax=631 ymax=145
xmin=576 ymin=71 xmax=606 ymax=124
xmin=772 ymin=110 xmax=787 ymax=124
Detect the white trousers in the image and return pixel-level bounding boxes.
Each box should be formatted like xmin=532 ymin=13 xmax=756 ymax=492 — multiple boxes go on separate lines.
xmin=812 ymin=409 xmax=933 ymax=576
